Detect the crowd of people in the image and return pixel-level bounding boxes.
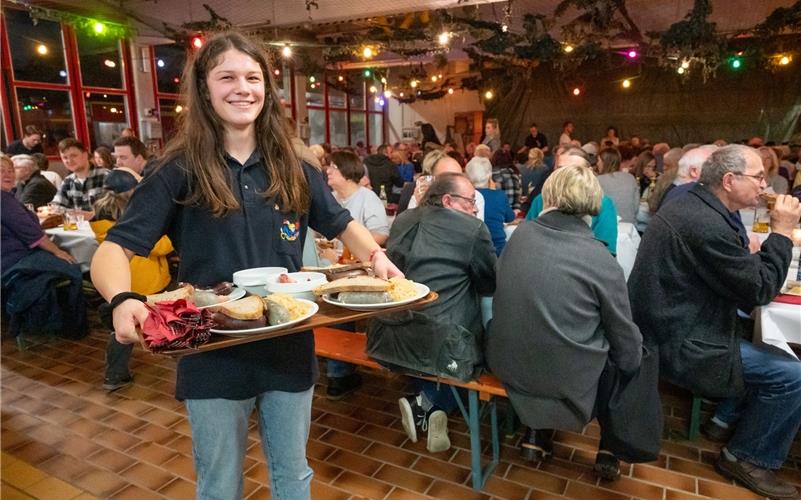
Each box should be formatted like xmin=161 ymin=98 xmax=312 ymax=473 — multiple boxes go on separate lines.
xmin=3 ymin=28 xmax=801 ymax=500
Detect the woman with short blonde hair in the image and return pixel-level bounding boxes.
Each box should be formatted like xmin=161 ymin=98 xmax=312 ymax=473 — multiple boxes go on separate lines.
xmin=759 ymin=146 xmax=788 ymax=194
xmin=542 ymin=165 xmax=602 ymax=217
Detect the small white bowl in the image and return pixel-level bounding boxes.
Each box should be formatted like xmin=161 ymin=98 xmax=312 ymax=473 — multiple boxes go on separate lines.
xmin=264 ymin=272 xmax=327 ymax=301
xmin=233 ymin=267 xmax=287 ymax=296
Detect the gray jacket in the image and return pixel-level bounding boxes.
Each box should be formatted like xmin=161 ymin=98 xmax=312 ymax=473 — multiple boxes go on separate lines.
xmin=487 ymin=210 xmax=642 ymax=430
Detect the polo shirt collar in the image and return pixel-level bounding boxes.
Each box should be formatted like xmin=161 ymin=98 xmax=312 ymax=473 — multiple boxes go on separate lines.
xmin=223 ymin=149 xmax=262 ymax=168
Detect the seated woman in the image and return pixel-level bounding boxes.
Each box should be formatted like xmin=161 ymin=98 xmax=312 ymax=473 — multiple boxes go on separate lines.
xmin=597 ymin=148 xmax=639 ymax=224
xmin=0 ymin=154 xmax=86 ymax=340
xmin=323 ymin=150 xmax=390 ymax=399
xmin=487 ymin=165 xmax=642 ymax=480
xmin=465 ymin=156 xmax=514 ymax=256
xmin=526 ymin=150 xmax=618 ymax=255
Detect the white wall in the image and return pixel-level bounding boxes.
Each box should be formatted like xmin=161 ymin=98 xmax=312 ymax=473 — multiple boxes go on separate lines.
xmin=387 ymin=90 xmax=484 ymax=144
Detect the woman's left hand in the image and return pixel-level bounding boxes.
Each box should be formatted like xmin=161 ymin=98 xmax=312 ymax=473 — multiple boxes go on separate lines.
xmin=372 ymin=251 xmax=404 ymax=279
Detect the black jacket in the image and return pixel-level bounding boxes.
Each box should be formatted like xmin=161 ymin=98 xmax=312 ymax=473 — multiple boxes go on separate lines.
xmin=628 ymin=183 xmax=793 ymax=397
xmin=364 ymin=154 xmax=403 ymax=203
xmin=15 ymin=173 xmax=57 ymax=209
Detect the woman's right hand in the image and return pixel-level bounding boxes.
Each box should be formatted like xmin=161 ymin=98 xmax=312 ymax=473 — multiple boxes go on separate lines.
xmin=113 ymin=299 xmax=150 ymax=344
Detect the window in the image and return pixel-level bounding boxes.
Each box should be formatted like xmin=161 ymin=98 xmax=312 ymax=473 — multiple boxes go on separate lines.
xmin=350 ymin=112 xmax=366 ymax=146
xmin=369 ymin=112 xmax=384 ymax=146
xmin=77 ymin=31 xmax=123 ymax=89
xmin=15 ymin=88 xmax=73 ymax=155
xmin=5 ymin=9 xmax=68 ymax=84
xmin=329 ymin=110 xmax=347 ymax=147
xmin=158 ymin=98 xmax=181 ymax=142
xmin=2 ymin=7 xmax=137 ymax=151
xmin=309 ymin=108 xmax=325 ymax=145
xmin=154 ymin=44 xmax=185 ymax=95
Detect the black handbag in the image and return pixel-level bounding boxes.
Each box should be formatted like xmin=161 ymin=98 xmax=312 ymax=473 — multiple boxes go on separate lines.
xmin=595 ymin=345 xmax=663 ymax=463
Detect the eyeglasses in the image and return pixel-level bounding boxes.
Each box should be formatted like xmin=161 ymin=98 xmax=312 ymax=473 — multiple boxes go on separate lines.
xmin=732 ymin=172 xmax=766 ymax=183
xmin=448 ymin=193 xmax=477 ymax=206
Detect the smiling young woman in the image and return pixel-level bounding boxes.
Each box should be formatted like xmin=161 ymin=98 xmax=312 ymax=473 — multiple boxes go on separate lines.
xmin=90 ymin=31 xmax=402 ymax=499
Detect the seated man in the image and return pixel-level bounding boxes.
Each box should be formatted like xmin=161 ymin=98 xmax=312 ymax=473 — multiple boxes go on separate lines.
xmin=367 ymin=173 xmax=497 ymax=453
xmin=51 ymin=138 xmax=109 ymax=214
xmin=628 ymin=145 xmax=801 ymax=499
xmin=12 ymin=154 xmax=56 ymax=209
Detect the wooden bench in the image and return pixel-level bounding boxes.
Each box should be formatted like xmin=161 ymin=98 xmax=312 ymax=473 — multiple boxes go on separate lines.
xmin=314 ymin=326 xmax=508 ymax=490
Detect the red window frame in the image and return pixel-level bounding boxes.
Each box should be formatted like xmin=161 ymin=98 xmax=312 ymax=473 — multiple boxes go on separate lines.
xmin=306 ymin=76 xmax=386 ymax=147
xmin=0 ymin=8 xmax=137 ymax=157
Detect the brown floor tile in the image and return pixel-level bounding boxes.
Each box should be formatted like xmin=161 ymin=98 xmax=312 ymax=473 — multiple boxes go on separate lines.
xmin=6 ymin=440 xmax=58 ymax=466
xmin=697 ymin=478 xmax=765 ymax=499
xmin=668 ymin=456 xmax=728 ymax=483
xmin=91 ymin=429 xmax=141 ymax=453
xmin=309 ymin=480 xmax=351 ymax=500
xmin=138 ymin=407 xmax=183 ymax=428
xmin=58 ymin=435 xmax=103 ymax=459
xmin=0 ymin=482 xmax=35 ymax=500
xmin=317 ymin=412 xmax=365 ymax=433
xmin=599 ymin=475 xmax=666 ymax=499
xmin=425 ymin=480 xmax=491 ymax=499
xmin=109 ymin=484 xmax=164 ymax=500
xmin=163 ymin=453 xmax=197 ymax=481
xmin=158 ymin=477 xmax=196 ymax=498
xmin=364 ymin=442 xmax=420 ymax=468
xmin=665 ymin=490 xmax=709 ymax=500
xmin=37 ymin=453 xmax=92 ymax=481
xmin=24 ymin=476 xmax=84 ymax=500
xmin=385 ymin=486 xmax=433 ymax=499
xmin=72 ymin=468 xmax=129 ymax=498
xmin=2 ymin=460 xmax=49 ymax=490
xmin=357 ymin=423 xmax=410 ymax=447
xmin=102 ymin=412 xmax=148 ymax=434
xmin=322 ymin=429 xmax=371 ymax=453
xmin=327 ymin=449 xmax=383 ymax=476
xmin=564 ymin=480 xmax=631 ymax=500
xmin=128 ymin=441 xmax=179 ymax=467
xmin=412 ymin=456 xmax=471 ymax=485
xmin=633 ymin=463 xmax=697 ymax=492
xmin=505 ymin=463 xmax=568 ymax=494
xmin=165 ymin=434 xmax=194 ymax=456
xmin=332 ymin=471 xmax=393 ymax=498
xmin=374 ymin=463 xmax=435 ymax=493
xmin=120 ymin=461 xmax=176 ymax=491
xmin=86 ymin=447 xmax=138 ymax=474
xmin=480 ymin=474 xmax=530 ymax=499
xmin=309 ymin=458 xmax=344 ymax=483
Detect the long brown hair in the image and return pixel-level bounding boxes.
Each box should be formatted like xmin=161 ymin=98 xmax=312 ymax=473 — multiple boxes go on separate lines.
xmin=160 ymin=31 xmax=308 ymax=217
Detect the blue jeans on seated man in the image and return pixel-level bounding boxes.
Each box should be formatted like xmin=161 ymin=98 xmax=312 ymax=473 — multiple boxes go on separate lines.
xmin=185 ymin=387 xmax=314 ymax=500
xmin=712 ymin=340 xmax=801 ymax=469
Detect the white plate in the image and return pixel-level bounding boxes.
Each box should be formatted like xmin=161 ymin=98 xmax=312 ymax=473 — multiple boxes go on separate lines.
xmin=211 ymin=299 xmax=319 ymax=336
xmin=196 ymin=286 xmax=247 ymax=310
xmin=322 ymin=283 xmax=430 ymax=311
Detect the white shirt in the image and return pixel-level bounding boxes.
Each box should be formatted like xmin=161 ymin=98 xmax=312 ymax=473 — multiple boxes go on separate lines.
xmin=337 ymin=186 xmax=389 ymax=236
xmin=41 ymin=170 xmax=63 ymax=190
xmin=408 ymin=189 xmax=485 ymax=221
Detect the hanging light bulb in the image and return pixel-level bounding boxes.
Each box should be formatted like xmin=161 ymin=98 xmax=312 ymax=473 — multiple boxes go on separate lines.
xmin=103 ymin=59 xmax=116 ymax=68
xmin=572 ymin=87 xmax=581 ymax=96
xmin=363 ymin=69 xmax=372 ymax=77
xmin=383 ymin=90 xmax=392 ymax=98
xmin=380 ymin=77 xmax=387 ymax=84
xmin=157 ymin=59 xmax=165 ymax=68
xmin=175 ymin=105 xmax=183 ymax=113
xmin=448 ymin=88 xmax=454 ymax=95
xmin=282 ymin=45 xmax=292 ymax=58
xmin=274 ymin=69 xmax=281 ymax=76
xmin=779 ymin=55 xmax=792 ymax=65
xmin=677 ymin=66 xmax=686 ymax=75
xmin=622 ymin=79 xmax=631 ymax=89
xmin=484 ymin=90 xmax=494 ymax=100
xmin=362 ymin=46 xmax=374 ymax=59
xmin=627 ymin=49 xmax=638 ymax=59
xmin=309 ymin=76 xmax=316 ymax=83
xmin=379 ymin=98 xmax=385 ymax=106
xmin=410 ymin=80 xmax=418 ymax=88
xmin=369 ymin=85 xmax=378 ymax=93
xmin=191 ymin=36 xmax=204 ymax=49
xmin=37 ymin=44 xmax=48 ymax=55
xmin=338 ymin=74 xmax=344 ymax=82
xmin=94 ymin=22 xmax=106 ymax=34
xmin=501 ymin=24 xmax=508 ymax=32
xmin=431 ymin=75 xmax=438 ymax=82
xmin=563 ymin=44 xmax=574 ymax=53
xmin=399 ymin=91 xmax=404 ymax=97
xmin=438 ymin=32 xmax=450 ymax=46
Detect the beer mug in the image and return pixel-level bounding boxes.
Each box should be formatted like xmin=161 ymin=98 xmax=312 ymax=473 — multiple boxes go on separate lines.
xmin=64 ymin=210 xmax=79 ymax=231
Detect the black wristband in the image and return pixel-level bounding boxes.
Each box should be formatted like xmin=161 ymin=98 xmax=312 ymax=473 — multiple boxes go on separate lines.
xmin=99 ymin=292 xmax=147 ymax=330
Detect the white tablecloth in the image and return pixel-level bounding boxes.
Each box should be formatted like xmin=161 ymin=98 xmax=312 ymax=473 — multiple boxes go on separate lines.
xmin=758 ymin=301 xmax=801 ymax=359
xmin=45 ymin=221 xmax=98 ymax=272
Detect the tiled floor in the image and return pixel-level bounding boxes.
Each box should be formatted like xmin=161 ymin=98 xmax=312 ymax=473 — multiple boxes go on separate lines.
xmin=3 ymin=323 xmax=800 ymax=499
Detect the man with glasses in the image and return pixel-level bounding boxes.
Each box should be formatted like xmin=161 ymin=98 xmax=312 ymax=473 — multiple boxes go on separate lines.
xmin=368 ymin=173 xmax=496 ymax=454
xmin=628 ymin=145 xmax=801 ymax=499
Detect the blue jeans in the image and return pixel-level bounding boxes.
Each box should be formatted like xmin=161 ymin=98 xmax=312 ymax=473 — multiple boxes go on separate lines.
xmin=717 ymin=341 xmax=801 ymax=469
xmin=185 ymin=387 xmax=314 ymax=500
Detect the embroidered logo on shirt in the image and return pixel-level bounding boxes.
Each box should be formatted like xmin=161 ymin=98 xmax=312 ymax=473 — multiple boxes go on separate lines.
xmin=280 ymin=219 xmax=300 ymax=241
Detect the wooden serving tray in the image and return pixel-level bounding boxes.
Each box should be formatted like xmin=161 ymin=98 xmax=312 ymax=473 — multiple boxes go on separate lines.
xmin=159 ymin=291 xmax=438 ymax=356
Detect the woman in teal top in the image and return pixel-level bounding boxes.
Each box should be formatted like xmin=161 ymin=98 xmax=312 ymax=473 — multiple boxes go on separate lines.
xmin=525 ymin=154 xmax=618 ymax=255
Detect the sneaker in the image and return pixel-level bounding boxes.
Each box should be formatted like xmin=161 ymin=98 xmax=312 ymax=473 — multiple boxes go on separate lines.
xmin=326 ymin=373 xmax=362 ymax=400
xmin=520 ymin=428 xmax=553 ymax=463
xmin=398 ymin=394 xmax=426 ymax=443
xmin=701 ymin=419 xmax=734 ymax=443
xmin=102 ymin=375 xmax=133 ymax=392
xmin=715 ymin=450 xmax=798 ymax=499
xmin=426 ymin=409 xmax=450 ymax=453
xmin=594 ymin=450 xmax=621 ymax=481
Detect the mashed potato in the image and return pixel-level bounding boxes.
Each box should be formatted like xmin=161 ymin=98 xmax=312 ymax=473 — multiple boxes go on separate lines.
xmin=388 ymin=277 xmax=419 ymax=302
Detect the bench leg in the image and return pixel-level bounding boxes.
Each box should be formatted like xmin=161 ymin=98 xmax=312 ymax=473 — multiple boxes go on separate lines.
xmin=504 ymin=404 xmax=517 ymax=438
xmin=688 ymin=396 xmax=702 ymax=441
xmin=449 ymin=386 xmax=500 ymax=491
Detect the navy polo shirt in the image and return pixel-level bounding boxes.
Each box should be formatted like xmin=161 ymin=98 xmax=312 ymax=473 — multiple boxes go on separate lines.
xmin=106 ymin=151 xmax=352 ymax=399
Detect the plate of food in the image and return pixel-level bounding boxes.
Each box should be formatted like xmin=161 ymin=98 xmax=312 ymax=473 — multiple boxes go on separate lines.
xmin=209 ymin=293 xmax=318 ymax=336
xmin=316 ymin=276 xmax=429 ymax=311
xmin=782 ymin=280 xmax=801 ymax=296
xmin=146 ymin=283 xmax=246 ymax=309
